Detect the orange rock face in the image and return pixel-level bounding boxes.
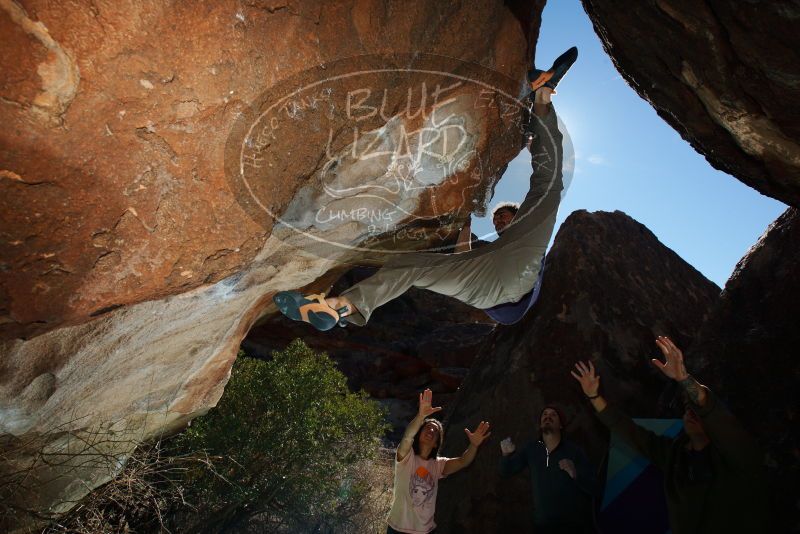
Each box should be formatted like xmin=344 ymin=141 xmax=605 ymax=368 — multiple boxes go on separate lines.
xmin=0 ymin=0 xmax=536 ymax=340
xmin=0 ymin=0 xmax=541 ymax=524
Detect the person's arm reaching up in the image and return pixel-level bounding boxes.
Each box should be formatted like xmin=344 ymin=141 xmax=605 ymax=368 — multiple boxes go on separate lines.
xmin=454 ymin=216 xmax=472 ymax=253
xmin=397 ymin=389 xmax=442 ymax=462
xmin=650 ymin=336 xmax=707 ymax=405
xmin=571 ymin=360 xmax=607 ymax=413
xmin=442 ymin=421 xmax=491 ymax=475
xmin=652 ymin=336 xmax=762 ymax=472
xmin=572 ymin=360 xmax=673 ymax=470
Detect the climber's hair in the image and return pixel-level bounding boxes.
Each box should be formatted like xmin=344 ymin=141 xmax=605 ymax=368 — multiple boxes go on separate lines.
xmin=491 ymin=202 xmax=520 ymax=218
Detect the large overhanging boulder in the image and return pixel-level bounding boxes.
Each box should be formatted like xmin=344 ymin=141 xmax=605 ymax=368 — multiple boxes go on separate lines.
xmin=0 ymin=0 xmax=543 ymax=339
xmin=0 ymin=0 xmax=544 ymax=524
xmin=581 ymin=0 xmax=800 ymax=207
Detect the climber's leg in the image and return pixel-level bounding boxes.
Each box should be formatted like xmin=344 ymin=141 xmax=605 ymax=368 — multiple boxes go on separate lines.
xmin=321 ymin=94 xmax=565 ymax=326
xmin=276 ymin=46 xmax=575 ymax=330
xmin=281 ymin=96 xmax=564 ymax=329
xmin=336 ymin=247 xmax=502 ymax=325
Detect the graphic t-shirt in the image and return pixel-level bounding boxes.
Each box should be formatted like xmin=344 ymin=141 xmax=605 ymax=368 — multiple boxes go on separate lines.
xmin=387 ymin=451 xmax=451 ymax=534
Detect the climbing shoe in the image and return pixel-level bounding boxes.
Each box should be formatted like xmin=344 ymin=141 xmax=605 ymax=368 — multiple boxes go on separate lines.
xmin=273 ymin=291 xmax=349 ymax=332
xmin=528 ymin=46 xmax=578 ymax=92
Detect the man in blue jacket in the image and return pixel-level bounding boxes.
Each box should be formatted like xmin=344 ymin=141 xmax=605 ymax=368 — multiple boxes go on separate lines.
xmin=499 ymin=405 xmax=598 ymax=533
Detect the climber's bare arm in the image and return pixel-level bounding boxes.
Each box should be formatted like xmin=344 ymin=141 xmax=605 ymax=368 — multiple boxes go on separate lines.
xmin=454 ymin=216 xmax=472 ymax=253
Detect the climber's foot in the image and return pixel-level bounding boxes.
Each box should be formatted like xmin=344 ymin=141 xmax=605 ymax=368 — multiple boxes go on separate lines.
xmin=528 ymin=46 xmax=578 ymax=93
xmin=273 ymin=291 xmax=349 ymax=332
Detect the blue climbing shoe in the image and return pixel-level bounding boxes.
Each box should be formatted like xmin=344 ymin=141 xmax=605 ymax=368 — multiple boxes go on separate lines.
xmin=273 ymin=291 xmax=348 ymax=332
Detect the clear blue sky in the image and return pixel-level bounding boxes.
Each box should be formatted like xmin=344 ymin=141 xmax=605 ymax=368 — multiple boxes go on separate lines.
xmin=471 ymin=0 xmax=787 ymax=287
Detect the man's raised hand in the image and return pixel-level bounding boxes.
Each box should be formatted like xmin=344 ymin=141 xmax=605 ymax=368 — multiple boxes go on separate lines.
xmin=571 ymin=361 xmax=600 ymax=397
xmin=465 ymin=421 xmax=491 ymax=447
xmin=651 ymin=336 xmax=689 ymax=382
xmin=418 ymin=388 xmax=443 ymax=418
xmin=652 ymin=336 xmax=708 ymax=405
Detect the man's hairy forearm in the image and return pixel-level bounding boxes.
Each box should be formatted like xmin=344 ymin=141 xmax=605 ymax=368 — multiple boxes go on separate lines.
xmin=590 ymin=396 xmax=607 ymax=413
xmin=454 ymin=223 xmax=472 ymax=252
xmin=679 ymin=375 xmax=708 ymax=407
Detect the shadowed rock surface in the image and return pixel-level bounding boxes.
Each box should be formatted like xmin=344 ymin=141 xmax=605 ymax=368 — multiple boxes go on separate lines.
xmin=245 ymin=266 xmax=495 ymax=441
xmin=690 ymin=207 xmax=800 ymax=533
xmin=435 ymin=210 xmax=720 ymax=533
xmin=580 ymin=0 xmax=800 ymax=207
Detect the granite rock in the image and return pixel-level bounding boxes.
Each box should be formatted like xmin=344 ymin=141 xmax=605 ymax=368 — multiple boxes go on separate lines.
xmin=690 ymin=207 xmax=800 ymax=534
xmin=581 ymin=0 xmax=800 ymax=207
xmin=435 ymin=210 xmax=720 ymax=533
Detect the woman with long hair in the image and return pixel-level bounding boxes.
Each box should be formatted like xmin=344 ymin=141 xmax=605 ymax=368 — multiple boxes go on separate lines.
xmin=387 ymin=388 xmax=490 ymax=534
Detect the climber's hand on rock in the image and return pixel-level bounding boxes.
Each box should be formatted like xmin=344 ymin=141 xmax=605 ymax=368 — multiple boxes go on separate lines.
xmin=455 ymin=216 xmax=473 ymax=252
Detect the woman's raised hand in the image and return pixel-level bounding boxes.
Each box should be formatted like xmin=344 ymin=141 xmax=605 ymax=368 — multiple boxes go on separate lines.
xmin=418 ymin=388 xmax=443 ymax=418
xmin=465 ymin=421 xmax=491 ymax=447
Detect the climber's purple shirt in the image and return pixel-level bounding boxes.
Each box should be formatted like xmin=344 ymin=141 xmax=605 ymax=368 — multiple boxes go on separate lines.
xmin=483 ymin=263 xmax=545 ymax=325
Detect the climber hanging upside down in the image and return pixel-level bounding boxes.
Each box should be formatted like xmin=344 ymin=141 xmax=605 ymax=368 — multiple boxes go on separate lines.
xmin=274 ymin=47 xmax=578 ymax=331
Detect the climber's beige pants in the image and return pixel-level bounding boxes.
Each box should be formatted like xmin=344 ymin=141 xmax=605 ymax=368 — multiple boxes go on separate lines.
xmin=341 ymin=104 xmax=564 ymax=325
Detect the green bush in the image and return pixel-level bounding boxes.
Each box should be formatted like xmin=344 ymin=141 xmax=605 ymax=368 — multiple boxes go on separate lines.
xmin=174 ymin=339 xmax=389 ymax=533
xmin=44 ymin=340 xmax=389 ymax=534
